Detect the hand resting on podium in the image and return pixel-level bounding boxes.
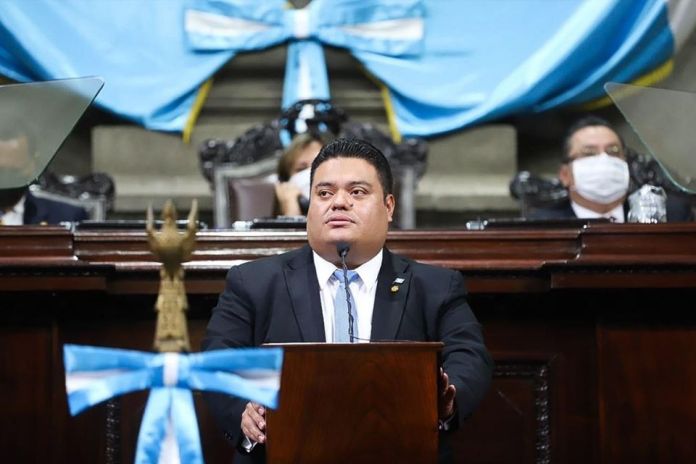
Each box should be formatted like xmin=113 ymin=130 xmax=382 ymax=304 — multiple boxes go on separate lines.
xmin=240 ymin=366 xmax=458 ymax=450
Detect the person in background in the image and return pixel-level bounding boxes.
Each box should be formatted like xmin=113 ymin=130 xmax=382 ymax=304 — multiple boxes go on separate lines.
xmin=0 ymin=129 xmax=88 ymax=225
xmin=204 ymin=138 xmax=492 ymax=464
xmin=0 ymin=186 xmax=88 ymax=225
xmin=274 ymin=132 xmax=332 ymax=216
xmin=530 ymin=115 xmax=693 ymax=222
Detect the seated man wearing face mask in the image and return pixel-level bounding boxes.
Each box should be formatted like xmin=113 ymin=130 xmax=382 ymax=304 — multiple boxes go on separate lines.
xmin=274 ymin=132 xmax=332 ymax=216
xmin=530 ymin=115 xmax=693 ymax=222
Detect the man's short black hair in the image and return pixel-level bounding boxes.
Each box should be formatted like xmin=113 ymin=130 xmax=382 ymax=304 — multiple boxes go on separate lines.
xmin=562 ymin=115 xmax=625 ymax=161
xmin=310 ymin=138 xmax=393 ymax=197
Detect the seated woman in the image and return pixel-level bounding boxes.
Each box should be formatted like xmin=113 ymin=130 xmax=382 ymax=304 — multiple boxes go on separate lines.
xmin=274 ymin=132 xmax=331 ymax=216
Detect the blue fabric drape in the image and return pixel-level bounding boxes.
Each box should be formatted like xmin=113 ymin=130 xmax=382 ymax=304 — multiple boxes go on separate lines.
xmin=363 ymin=0 xmax=673 ymax=135
xmin=0 ymin=0 xmax=233 ymax=130
xmin=0 ymin=0 xmax=675 ymax=137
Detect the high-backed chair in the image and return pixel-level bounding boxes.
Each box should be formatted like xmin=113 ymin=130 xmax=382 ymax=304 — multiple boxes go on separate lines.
xmin=33 ymin=171 xmax=115 ymax=221
xmin=199 ymin=100 xmax=429 ymax=229
xmin=212 ymin=157 xmax=278 ymax=228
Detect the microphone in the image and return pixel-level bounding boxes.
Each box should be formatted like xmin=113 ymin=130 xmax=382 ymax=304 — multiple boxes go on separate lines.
xmin=336 ymin=242 xmax=355 ymax=343
xmin=336 ymin=242 xmax=350 ymax=260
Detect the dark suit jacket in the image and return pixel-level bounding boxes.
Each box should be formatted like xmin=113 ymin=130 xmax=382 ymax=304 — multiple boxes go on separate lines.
xmin=203 ymin=245 xmax=493 ymax=463
xmin=529 ymin=195 xmax=694 ymax=222
xmin=23 ymin=192 xmax=89 ymax=224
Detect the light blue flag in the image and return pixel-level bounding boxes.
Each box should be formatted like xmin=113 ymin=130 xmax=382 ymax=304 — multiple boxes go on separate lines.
xmin=0 ymin=0 xmax=681 ymax=137
xmin=355 ymin=0 xmax=675 ymax=135
xmin=0 ymin=0 xmax=234 ymax=130
xmin=183 ymin=0 xmax=425 ymax=109
xmin=64 ymin=344 xmax=283 ymax=464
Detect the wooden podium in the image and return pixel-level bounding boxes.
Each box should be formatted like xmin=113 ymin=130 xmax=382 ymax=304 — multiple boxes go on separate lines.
xmin=265 ymin=342 xmax=443 ymax=464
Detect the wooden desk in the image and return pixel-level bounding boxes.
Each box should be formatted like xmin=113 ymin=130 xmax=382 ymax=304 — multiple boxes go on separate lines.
xmin=1 ymin=224 xmax=695 ymax=463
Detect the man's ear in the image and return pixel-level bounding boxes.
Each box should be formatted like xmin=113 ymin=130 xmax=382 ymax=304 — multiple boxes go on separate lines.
xmin=559 ymin=164 xmax=572 ymax=188
xmin=385 ymin=194 xmax=395 ymax=222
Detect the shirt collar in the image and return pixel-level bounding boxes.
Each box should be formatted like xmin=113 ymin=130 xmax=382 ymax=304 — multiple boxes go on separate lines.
xmin=0 ymin=194 xmax=25 ymax=225
xmin=312 ymin=248 xmax=383 ymax=291
xmin=570 ymin=201 xmax=624 ymax=223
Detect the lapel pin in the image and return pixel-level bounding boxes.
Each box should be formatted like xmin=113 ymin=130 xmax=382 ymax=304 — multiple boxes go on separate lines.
xmin=391 ymin=277 xmax=405 ymax=293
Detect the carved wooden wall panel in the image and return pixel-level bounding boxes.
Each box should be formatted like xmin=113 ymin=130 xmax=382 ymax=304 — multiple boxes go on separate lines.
xmin=2 ymin=225 xmax=696 ymax=463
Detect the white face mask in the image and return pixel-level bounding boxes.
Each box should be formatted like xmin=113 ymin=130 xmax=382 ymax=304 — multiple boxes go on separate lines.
xmin=289 ymin=167 xmax=311 ymax=199
xmin=571 ymin=153 xmax=630 ymax=204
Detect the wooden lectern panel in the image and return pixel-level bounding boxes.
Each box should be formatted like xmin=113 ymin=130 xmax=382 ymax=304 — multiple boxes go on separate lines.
xmin=265 ymin=342 xmax=442 ymax=464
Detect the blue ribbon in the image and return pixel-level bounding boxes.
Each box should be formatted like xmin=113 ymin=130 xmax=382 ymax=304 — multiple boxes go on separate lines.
xmin=184 ymin=0 xmax=425 ymax=109
xmin=64 ymin=344 xmax=283 ymax=463
xmin=282 ymin=40 xmax=329 ymax=109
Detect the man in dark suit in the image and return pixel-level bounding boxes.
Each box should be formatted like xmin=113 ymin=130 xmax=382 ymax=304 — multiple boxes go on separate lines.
xmin=0 ymin=186 xmax=88 ymax=225
xmin=203 ymin=138 xmax=493 ymax=463
xmin=530 ymin=116 xmax=693 ymax=222
xmin=1 ymin=124 xmax=88 ymax=225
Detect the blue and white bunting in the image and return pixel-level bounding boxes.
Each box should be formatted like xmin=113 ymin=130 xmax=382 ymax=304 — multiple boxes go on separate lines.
xmin=0 ymin=1 xmax=693 ymax=137
xmin=64 ymin=344 xmax=283 ymax=464
xmin=184 ymin=0 xmax=425 ymax=111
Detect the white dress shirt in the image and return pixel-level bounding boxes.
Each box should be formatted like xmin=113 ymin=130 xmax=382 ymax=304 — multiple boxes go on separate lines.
xmin=243 ymin=249 xmax=383 ymax=451
xmin=0 ymin=195 xmax=25 ymax=225
xmin=571 ymin=201 xmax=624 ymax=223
xmin=313 ymin=249 xmax=382 ymax=343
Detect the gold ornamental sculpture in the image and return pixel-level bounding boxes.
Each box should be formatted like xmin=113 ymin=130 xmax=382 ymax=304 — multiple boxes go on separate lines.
xmin=146 ymin=199 xmax=198 ymax=352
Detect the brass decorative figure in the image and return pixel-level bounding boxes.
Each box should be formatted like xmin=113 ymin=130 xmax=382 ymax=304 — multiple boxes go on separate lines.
xmin=146 ymin=199 xmax=198 ymax=352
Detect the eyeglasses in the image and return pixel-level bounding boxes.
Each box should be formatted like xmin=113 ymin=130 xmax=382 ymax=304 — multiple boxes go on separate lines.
xmin=564 ymin=144 xmax=624 ymax=163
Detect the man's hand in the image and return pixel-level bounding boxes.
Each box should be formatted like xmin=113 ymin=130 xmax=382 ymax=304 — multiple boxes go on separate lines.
xmin=439 ymin=368 xmax=456 ymax=420
xmin=241 ymin=401 xmax=266 ymax=444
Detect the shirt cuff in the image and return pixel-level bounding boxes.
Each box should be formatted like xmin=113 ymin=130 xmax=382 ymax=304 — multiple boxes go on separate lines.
xmin=438 ymin=412 xmax=456 ymax=432
xmin=241 ymin=435 xmax=258 ymax=452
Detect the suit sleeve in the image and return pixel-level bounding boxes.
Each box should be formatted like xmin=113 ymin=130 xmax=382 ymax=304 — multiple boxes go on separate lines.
xmin=202 ymin=265 xmax=257 ymax=449
xmin=439 ymin=270 xmax=493 ymax=424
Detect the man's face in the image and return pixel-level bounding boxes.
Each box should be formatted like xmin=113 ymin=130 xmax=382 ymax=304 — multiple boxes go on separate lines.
xmin=560 ymin=125 xmax=625 ymax=188
xmin=306 ymin=157 xmax=395 ymax=267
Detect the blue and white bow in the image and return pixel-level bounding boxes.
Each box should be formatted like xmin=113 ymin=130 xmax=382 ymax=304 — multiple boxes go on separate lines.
xmin=64 ymin=344 xmax=283 ymax=464
xmin=184 ymin=0 xmax=425 ymax=108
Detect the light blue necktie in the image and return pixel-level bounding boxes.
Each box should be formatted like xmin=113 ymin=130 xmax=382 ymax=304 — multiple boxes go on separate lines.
xmin=333 ymin=269 xmax=359 ymax=343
